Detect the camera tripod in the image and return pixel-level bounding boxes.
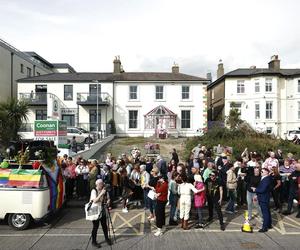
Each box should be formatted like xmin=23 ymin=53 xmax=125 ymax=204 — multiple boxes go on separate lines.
xmin=103 ymin=203 xmax=116 ymax=249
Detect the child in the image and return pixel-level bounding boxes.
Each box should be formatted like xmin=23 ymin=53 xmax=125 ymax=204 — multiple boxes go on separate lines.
xmin=194 ymin=174 xmax=206 ymax=228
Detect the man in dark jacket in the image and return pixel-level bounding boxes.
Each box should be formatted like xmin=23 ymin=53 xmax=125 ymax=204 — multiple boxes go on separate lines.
xmin=252 ymin=168 xmax=272 ymax=232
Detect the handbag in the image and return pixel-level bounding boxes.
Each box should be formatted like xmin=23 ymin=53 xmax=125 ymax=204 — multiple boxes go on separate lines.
xmin=147 ymin=189 xmax=157 ymax=200
xmin=85 ymin=202 xmax=103 ymax=221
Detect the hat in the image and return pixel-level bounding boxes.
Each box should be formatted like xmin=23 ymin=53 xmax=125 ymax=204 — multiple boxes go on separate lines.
xmin=194 ymin=174 xmax=203 ymax=182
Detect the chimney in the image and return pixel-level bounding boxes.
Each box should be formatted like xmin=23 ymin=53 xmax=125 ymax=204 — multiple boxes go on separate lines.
xmin=217 ymin=59 xmax=224 ymax=79
xmin=113 ymin=56 xmax=121 ymax=73
xmin=268 ymin=55 xmax=280 ymax=71
xmin=206 ymin=72 xmax=212 ymax=81
xmin=172 ymin=63 xmax=179 ymax=74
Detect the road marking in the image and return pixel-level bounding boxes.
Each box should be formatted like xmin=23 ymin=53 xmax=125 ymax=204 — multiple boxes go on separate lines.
xmin=112 ymin=212 xmax=144 ymax=235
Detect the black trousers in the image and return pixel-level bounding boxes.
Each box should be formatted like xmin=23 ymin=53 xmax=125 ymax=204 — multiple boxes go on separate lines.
xmin=66 ymin=178 xmax=75 ymax=199
xmin=155 ymin=200 xmax=167 ymax=228
xmin=91 ymin=214 xmax=108 ymax=243
xmin=207 ymin=195 xmax=224 ymax=225
xmin=272 ymin=187 xmax=281 ymax=210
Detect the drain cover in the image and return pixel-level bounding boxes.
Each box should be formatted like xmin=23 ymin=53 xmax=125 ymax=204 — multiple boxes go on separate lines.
xmin=240 ymin=242 xmax=262 ymax=249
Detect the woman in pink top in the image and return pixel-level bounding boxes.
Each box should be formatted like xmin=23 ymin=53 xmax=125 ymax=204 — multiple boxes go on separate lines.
xmin=64 ymin=157 xmax=77 ymax=199
xmin=194 ymin=174 xmax=206 ymax=228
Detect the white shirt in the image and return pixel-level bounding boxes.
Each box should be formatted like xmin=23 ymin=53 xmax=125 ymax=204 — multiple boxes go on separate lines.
xmin=178 ymin=182 xmax=198 ymax=196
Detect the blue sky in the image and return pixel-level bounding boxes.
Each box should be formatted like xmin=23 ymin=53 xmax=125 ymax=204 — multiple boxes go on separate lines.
xmin=1 ymin=0 xmax=300 ymax=79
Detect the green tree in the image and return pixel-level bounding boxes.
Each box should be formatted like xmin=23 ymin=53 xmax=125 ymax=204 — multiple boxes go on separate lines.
xmin=226 ymin=105 xmax=244 ymax=129
xmin=0 ymin=99 xmax=29 ymax=146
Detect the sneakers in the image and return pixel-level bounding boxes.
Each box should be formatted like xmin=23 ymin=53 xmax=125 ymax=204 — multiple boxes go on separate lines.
xmin=154 ymin=228 xmax=163 ymax=236
xmin=122 ymin=208 xmax=128 ymax=213
xmin=150 ymin=217 xmax=155 ymax=222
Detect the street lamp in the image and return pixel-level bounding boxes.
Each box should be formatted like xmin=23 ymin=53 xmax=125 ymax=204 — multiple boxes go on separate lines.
xmin=92 ymin=80 xmax=99 ymax=140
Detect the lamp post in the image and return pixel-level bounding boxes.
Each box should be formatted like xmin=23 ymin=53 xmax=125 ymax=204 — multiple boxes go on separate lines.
xmin=92 ymin=80 xmax=99 ymax=140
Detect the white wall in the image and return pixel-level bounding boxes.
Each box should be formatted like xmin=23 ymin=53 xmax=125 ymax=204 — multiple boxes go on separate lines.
xmin=114 ymin=81 xmax=207 ymax=137
xmin=224 ymin=76 xmax=300 ymax=138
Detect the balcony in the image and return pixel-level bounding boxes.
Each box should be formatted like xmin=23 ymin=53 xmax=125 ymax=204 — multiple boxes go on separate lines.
xmin=77 ymin=92 xmax=110 ymax=106
xmin=19 ymin=92 xmax=47 ymax=106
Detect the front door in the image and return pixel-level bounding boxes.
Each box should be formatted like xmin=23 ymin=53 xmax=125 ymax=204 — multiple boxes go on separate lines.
xmin=89 ymin=109 xmax=101 ymax=132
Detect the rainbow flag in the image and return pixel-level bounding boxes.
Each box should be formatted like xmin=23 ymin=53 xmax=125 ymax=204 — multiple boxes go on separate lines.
xmin=0 ymin=169 xmax=11 ymax=186
xmin=8 ymin=169 xmax=42 ymax=187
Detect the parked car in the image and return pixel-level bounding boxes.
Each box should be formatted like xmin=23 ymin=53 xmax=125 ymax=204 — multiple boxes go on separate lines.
xmin=286 ymin=130 xmax=300 ymax=141
xmin=67 ymin=127 xmax=95 ymax=144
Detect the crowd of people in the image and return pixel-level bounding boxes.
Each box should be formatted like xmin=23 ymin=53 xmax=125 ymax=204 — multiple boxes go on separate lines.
xmin=59 ymin=144 xmax=300 ymax=239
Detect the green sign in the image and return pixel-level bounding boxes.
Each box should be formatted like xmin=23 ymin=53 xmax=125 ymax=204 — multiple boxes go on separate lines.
xmin=34 ymin=120 xmax=57 ymax=136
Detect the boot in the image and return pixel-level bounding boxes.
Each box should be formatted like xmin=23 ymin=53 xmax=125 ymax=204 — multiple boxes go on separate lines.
xmin=183 ymin=220 xmax=189 ymax=230
xmin=181 ymin=219 xmax=184 ymax=228
xmin=296 ymin=205 xmax=300 ymax=218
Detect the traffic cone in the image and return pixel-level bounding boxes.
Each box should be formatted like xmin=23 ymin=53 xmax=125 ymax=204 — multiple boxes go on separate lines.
xmin=241 ymin=211 xmax=253 ymax=233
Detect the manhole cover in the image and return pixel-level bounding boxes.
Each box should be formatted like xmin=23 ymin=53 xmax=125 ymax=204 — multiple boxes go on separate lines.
xmin=240 ymin=242 xmax=262 ymax=249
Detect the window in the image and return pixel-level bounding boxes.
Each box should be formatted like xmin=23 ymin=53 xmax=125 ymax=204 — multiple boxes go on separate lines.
xmin=20 ymin=64 xmax=24 ymax=73
xmin=62 ymin=115 xmax=75 ymax=126
xmin=255 ymin=103 xmax=260 ymax=119
xmin=155 ymin=86 xmax=164 ymax=100
xmin=298 ymin=80 xmax=300 ymax=93
xmin=181 ymin=110 xmax=191 ymax=129
xmin=230 ymin=102 xmax=242 ymax=115
xmin=298 ymin=102 xmax=300 ymax=119
xmin=237 ymin=80 xmax=245 ymax=93
xmin=36 ymin=110 xmax=47 ymax=120
xmin=26 ymin=67 xmax=32 ymax=77
xmin=266 ymin=127 xmax=273 ymax=134
xmin=182 ymin=86 xmax=190 ymax=99
xmin=64 ymin=85 xmax=73 ymax=100
xmin=255 ymin=80 xmax=260 ymax=93
xmin=265 ymin=78 xmax=272 ymax=92
xmin=212 ymin=89 xmax=215 ymax=100
xmin=129 ymin=110 xmax=138 ymax=129
xmin=129 ymin=85 xmax=138 ymax=100
xmin=89 ymin=84 xmax=101 ymax=95
xmin=89 ymin=109 xmax=101 ymax=132
xmin=266 ymin=101 xmax=273 ymax=119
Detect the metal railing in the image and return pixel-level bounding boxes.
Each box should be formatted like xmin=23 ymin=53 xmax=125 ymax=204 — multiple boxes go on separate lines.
xmin=77 ymin=123 xmax=109 ymax=135
xmin=19 ymin=92 xmax=47 ymax=105
xmin=77 ymin=92 xmax=110 ymax=105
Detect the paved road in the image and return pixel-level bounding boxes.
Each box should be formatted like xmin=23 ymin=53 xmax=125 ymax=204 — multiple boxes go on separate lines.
xmin=0 ymin=200 xmax=299 ymax=250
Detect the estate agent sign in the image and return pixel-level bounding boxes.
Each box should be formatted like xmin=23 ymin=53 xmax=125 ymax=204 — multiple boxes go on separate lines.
xmin=34 ymin=120 xmax=67 ymax=145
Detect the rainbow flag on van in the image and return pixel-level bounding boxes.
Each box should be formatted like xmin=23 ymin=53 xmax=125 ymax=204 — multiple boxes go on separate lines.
xmin=8 ymin=169 xmax=42 ymax=187
xmin=0 ymin=169 xmax=11 ymax=186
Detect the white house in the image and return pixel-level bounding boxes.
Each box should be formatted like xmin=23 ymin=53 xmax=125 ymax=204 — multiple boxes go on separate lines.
xmin=18 ymin=58 xmax=209 ymax=137
xmin=208 ymin=55 xmax=300 ymax=138
xmin=0 ymin=38 xmax=75 ymax=102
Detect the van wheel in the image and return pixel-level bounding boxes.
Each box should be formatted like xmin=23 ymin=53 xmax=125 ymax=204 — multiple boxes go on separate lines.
xmin=8 ymin=213 xmax=31 ymax=230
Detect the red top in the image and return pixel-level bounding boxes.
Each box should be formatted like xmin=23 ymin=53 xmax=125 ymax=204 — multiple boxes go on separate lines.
xmin=155 ymin=181 xmax=168 ymax=202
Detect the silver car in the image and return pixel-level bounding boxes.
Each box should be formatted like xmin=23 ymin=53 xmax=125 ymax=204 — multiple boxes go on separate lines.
xmin=67 ymin=127 xmax=95 ymax=144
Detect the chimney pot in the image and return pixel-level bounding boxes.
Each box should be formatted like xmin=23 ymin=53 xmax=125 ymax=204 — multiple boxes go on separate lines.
xmin=268 ymin=55 xmax=280 ymax=71
xmin=113 ymin=56 xmax=122 ymax=73
xmin=217 ymin=59 xmax=224 ymax=79
xmin=172 ymin=63 xmax=179 ymax=74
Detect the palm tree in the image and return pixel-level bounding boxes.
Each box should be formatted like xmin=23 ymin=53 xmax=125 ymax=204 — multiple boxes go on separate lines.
xmin=0 ymin=99 xmax=29 ymax=146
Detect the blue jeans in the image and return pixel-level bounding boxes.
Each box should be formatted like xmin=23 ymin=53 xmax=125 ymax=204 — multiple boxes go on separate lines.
xmin=169 ymin=193 xmax=178 ymax=221
xmin=247 ymin=191 xmax=262 ymax=219
xmin=196 ymin=207 xmax=203 ymax=224
xmin=143 ymin=189 xmax=149 ymax=209
xmin=148 ymin=197 xmax=157 ymax=215
xmin=226 ymin=189 xmax=236 ymax=212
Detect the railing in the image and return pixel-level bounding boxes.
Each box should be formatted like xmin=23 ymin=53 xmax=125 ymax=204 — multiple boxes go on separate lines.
xmin=19 ymin=92 xmax=47 ymax=105
xmin=19 ymin=123 xmax=34 ymax=132
xmin=77 ymin=92 xmax=110 ymax=106
xmin=77 ymin=123 xmax=109 ymax=135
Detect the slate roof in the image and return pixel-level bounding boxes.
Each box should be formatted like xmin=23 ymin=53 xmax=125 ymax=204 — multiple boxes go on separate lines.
xmin=208 ymin=68 xmax=300 ymax=89
xmin=18 ymin=72 xmax=209 ymax=83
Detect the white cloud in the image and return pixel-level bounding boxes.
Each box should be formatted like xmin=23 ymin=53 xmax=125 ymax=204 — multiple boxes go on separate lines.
xmin=1 ymin=0 xmax=300 ymax=79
